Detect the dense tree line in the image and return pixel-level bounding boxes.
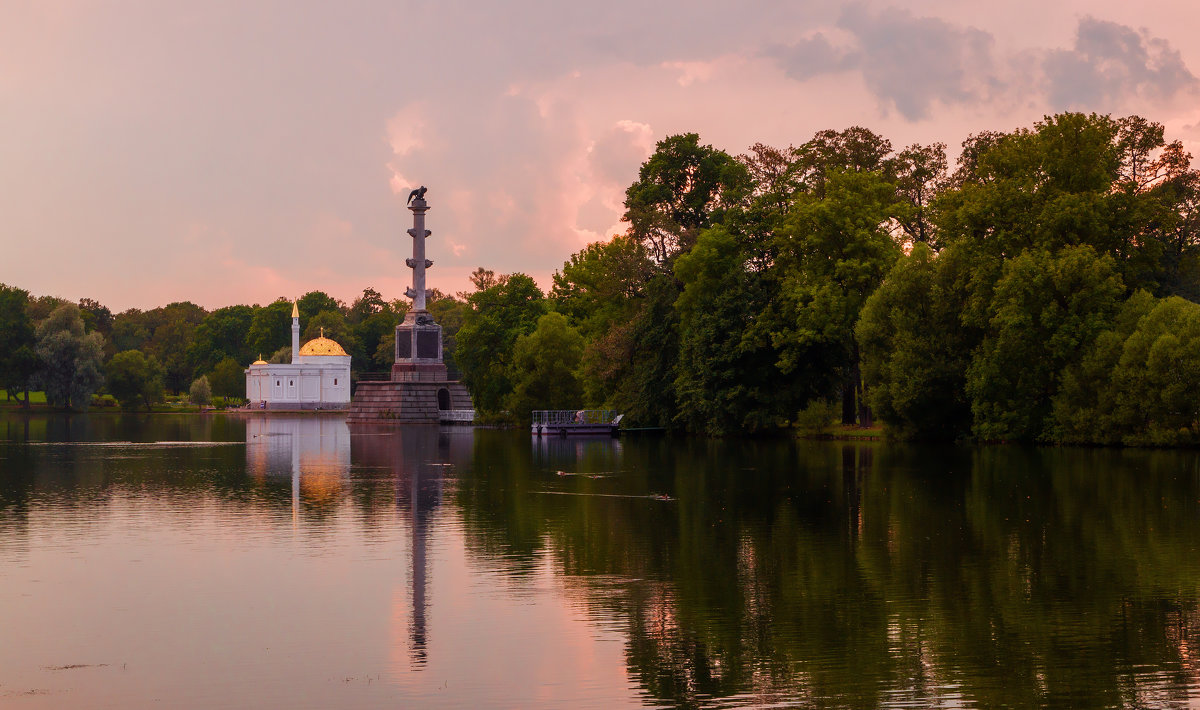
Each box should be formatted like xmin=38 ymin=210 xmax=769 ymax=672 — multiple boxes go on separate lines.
xmin=0 ymin=283 xmax=468 ymax=411
xmin=455 ymin=112 xmax=1200 ymax=443
xmin=4 ymin=111 xmax=1198 ymax=442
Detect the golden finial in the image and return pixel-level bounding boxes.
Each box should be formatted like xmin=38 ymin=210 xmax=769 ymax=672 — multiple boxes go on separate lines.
xmin=320 ymin=326 xmax=324 ymax=338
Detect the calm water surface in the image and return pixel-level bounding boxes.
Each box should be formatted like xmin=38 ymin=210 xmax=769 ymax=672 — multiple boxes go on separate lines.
xmin=3 ymin=413 xmax=1200 ymax=708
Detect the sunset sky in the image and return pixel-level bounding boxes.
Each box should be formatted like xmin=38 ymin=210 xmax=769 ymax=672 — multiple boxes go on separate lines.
xmin=3 ymin=1 xmax=1199 ymax=311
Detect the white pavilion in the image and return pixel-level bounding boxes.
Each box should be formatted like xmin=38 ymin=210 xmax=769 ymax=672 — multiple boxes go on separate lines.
xmin=245 ymin=302 xmax=351 ymax=409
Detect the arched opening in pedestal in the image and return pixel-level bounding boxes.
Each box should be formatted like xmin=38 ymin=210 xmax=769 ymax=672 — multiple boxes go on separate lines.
xmin=437 ymin=388 xmax=450 ymax=411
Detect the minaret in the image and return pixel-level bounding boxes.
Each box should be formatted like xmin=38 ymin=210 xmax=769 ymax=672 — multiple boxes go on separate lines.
xmin=291 ymin=301 xmax=300 ymax=364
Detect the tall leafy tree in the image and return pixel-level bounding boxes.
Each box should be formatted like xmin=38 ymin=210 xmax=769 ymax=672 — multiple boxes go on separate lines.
xmin=552 ymin=235 xmax=651 ymax=339
xmin=966 ymin=246 xmax=1124 ymax=441
xmin=347 ymin=287 xmax=387 ymax=325
xmin=77 ymin=297 xmax=114 ymax=338
xmin=110 ymin=309 xmax=151 ymax=352
xmin=857 ymin=243 xmax=982 ymax=440
xmin=247 ymin=299 xmax=293 ymax=363
xmin=297 ymin=290 xmax=343 ymax=322
xmin=0 ymin=284 xmax=39 ymax=406
xmin=673 ymin=225 xmax=801 ymax=434
xmin=456 ymin=274 xmax=546 ymax=414
xmin=142 ymin=301 xmax=207 ymax=393
xmin=794 ymin=126 xmax=893 ymax=197
xmin=207 ymin=356 xmax=245 ymax=399
xmin=505 ymin=312 xmax=585 ymax=423
xmin=188 ymin=304 xmax=255 ymax=377
xmin=35 ymin=303 xmax=105 ymax=410
xmin=1050 ymin=290 xmax=1157 ymax=444
xmin=106 ymin=350 xmax=165 ymax=410
xmin=624 ymin=133 xmax=750 ymax=265
xmin=770 ymin=169 xmax=905 ymax=424
xmin=888 ymin=142 xmax=949 ymax=248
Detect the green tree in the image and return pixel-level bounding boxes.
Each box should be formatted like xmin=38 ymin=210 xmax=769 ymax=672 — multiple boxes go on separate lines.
xmin=77 ymin=297 xmax=114 ymax=337
xmin=888 ymin=142 xmax=949 ymax=248
xmin=297 ymin=290 xmax=343 ymax=322
xmin=1049 ymin=290 xmax=1157 ymax=444
xmin=1110 ymin=296 xmax=1200 ymax=445
xmin=935 ymin=113 xmax=1178 ymax=292
xmin=349 ymin=310 xmax=395 ymax=372
xmin=246 ymin=299 xmax=293 ymax=362
xmin=302 ymin=309 xmax=355 ymax=346
xmin=793 ymin=126 xmax=893 ymax=197
xmin=188 ymin=304 xmax=255 ymax=378
xmin=456 ymin=273 xmax=546 ymax=414
xmin=110 ymin=309 xmax=151 ymax=352
xmin=856 ymin=243 xmax=981 ymax=440
xmin=35 ymin=303 xmax=105 ymax=410
xmin=770 ymin=169 xmax=905 ymax=424
xmin=207 ymin=356 xmax=244 ymax=399
xmin=673 ymin=225 xmax=798 ymax=434
xmin=428 ymin=294 xmax=468 ymax=375
xmin=966 ymin=246 xmax=1124 ymax=441
xmin=624 ymin=133 xmax=750 ymax=265
xmin=504 ymin=312 xmax=585 ymax=423
xmin=0 ymin=284 xmax=39 ymax=406
xmin=106 ymin=349 xmax=165 ymax=410
xmin=141 ymin=301 xmax=207 ymax=393
xmin=189 ymin=374 xmax=212 ymax=406
xmin=596 ymin=275 xmax=681 ymax=428
xmin=346 ymin=287 xmax=387 ymax=325
xmin=552 ymin=235 xmax=651 ymax=340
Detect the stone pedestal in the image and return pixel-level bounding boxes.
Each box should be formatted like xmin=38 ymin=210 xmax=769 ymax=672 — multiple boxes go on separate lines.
xmin=347 ymin=380 xmax=473 ymax=424
xmin=392 ymin=309 xmax=446 ymax=381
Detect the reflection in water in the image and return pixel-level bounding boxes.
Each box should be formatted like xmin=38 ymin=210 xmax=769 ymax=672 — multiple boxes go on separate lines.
xmin=351 ymin=426 xmax=473 ymax=670
xmin=245 ymin=415 xmax=351 ymax=525
xmin=7 ymin=414 xmax=1200 ymax=708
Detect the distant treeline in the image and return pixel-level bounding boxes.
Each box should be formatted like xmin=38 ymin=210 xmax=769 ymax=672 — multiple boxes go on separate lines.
xmin=4 ymin=111 xmax=1200 ymax=443
xmin=0 ymin=284 xmax=468 ymax=410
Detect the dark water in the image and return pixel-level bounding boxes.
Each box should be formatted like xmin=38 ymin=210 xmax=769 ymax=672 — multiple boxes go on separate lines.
xmin=3 ymin=414 xmax=1200 ymax=708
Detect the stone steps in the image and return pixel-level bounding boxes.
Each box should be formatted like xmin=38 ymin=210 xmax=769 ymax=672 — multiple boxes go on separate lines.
xmin=348 ymin=381 xmax=473 ymax=423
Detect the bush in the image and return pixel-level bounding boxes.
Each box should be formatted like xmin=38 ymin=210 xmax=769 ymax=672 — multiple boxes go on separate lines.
xmin=90 ymin=393 xmax=119 ymax=408
xmin=794 ymin=399 xmax=838 ymax=435
xmin=189 ymin=375 xmax=212 ymax=406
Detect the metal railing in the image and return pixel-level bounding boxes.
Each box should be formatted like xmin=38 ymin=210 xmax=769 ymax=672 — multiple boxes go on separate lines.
xmin=531 ymin=410 xmax=618 ymax=426
xmin=440 ymin=410 xmax=475 ymax=423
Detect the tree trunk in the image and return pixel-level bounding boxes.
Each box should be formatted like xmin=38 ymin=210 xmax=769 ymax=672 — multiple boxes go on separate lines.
xmin=857 ymin=373 xmax=873 ymax=427
xmin=841 ymin=380 xmax=856 ymax=425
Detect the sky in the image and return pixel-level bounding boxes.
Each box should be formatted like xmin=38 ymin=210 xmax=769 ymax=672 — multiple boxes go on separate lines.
xmin=2 ymin=0 xmax=1199 ymax=312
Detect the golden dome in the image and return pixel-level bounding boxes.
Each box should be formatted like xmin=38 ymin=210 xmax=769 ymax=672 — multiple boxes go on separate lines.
xmin=251 ymin=359 xmax=269 ymax=366
xmin=299 ymin=330 xmax=348 ymax=357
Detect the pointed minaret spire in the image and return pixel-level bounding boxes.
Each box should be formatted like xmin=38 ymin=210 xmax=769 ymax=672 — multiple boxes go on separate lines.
xmin=291 ymin=300 xmax=300 ymax=364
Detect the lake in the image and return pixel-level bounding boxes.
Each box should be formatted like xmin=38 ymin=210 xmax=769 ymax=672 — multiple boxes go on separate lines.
xmin=2 ymin=413 xmax=1200 ymax=708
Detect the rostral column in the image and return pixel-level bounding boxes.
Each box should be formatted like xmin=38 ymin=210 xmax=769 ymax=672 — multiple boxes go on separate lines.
xmin=392 ymin=188 xmax=447 ymax=381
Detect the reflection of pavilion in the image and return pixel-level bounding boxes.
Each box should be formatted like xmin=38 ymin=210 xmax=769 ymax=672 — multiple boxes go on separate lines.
xmin=245 ymin=415 xmax=351 ymax=517
xmin=351 ymin=425 xmax=472 ymax=669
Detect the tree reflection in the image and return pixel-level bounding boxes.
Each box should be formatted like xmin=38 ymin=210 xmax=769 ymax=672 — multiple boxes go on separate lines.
xmin=452 ymin=433 xmax=1200 ymax=708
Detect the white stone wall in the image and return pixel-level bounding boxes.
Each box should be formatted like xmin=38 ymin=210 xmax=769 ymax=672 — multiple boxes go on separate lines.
xmin=244 ymin=357 xmax=351 ymax=408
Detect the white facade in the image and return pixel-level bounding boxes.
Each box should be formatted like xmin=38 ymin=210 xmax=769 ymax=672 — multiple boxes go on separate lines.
xmin=244 ymin=306 xmax=351 ymax=409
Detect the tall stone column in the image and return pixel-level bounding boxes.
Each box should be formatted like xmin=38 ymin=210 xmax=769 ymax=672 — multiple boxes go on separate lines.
xmin=404 ymin=196 xmax=433 ymax=312
xmin=393 ymin=189 xmax=446 ymax=382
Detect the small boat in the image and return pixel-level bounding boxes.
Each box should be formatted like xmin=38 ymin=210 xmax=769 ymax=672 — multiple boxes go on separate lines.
xmin=531 ymin=410 xmax=623 ymax=437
